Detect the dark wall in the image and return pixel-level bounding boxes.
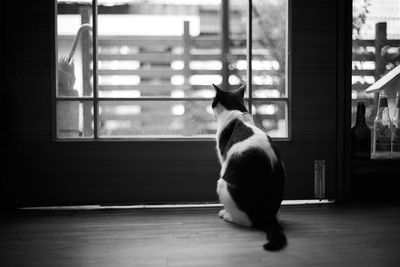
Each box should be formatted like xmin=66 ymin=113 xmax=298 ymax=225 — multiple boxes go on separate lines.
xmin=4 ymin=1 xmax=54 ymax=208
xmin=14 ymin=0 xmax=396 ymax=208
xmin=2 ymin=0 xmax=341 ymax=208
xmin=3 ymin=0 xmax=398 ymax=209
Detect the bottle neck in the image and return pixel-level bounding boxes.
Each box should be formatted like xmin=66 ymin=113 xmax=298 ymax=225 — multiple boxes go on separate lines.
xmin=355 ymin=103 xmax=366 ymax=125
xmin=376 ymin=96 xmax=390 ymax=121
xmin=376 ymin=106 xmax=391 ymax=121
xmin=355 ymin=110 xmax=366 ymax=125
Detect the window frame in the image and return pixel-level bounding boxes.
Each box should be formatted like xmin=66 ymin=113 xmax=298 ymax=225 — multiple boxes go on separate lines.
xmin=53 ymin=0 xmax=291 ymax=141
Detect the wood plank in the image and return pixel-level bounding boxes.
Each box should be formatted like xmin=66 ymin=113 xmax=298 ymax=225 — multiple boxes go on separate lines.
xmin=353 ymin=52 xmax=400 ymax=62
xmin=98 ymin=84 xmax=279 ymax=91
xmin=98 ymin=53 xmax=183 ymax=62
xmin=192 ymin=37 xmax=219 ymax=48
xmin=100 ymin=114 xmax=171 ymax=121
xmin=99 ymin=69 xmax=278 ymax=76
xmin=99 ymin=84 xmax=186 ymax=91
xmin=190 ymin=54 xmax=275 ymax=60
xmin=351 ymin=83 xmax=371 ymax=90
xmin=61 ymin=35 xmax=260 ymax=50
xmin=352 ymin=53 xmax=375 ymax=61
xmin=98 ymin=35 xmax=183 ymax=46
xmin=389 ymin=39 xmax=400 ymax=47
xmin=98 ymin=53 xmax=275 ymax=61
xmin=98 ymin=68 xmax=183 ymax=77
xmin=353 ymin=39 xmax=399 ymax=47
xmin=1 ymin=205 xmax=400 ymax=266
xmin=353 ymin=39 xmax=375 ymax=46
xmin=191 ymin=69 xmax=278 ymax=76
xmin=352 ymin=70 xmax=375 ymax=76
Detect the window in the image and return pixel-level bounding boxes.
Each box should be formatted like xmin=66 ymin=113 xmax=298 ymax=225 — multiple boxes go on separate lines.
xmin=56 ymin=0 xmax=289 ymax=139
xmin=352 ymin=0 xmax=400 ymax=126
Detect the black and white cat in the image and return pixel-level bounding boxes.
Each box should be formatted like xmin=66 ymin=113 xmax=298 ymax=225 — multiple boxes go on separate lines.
xmin=212 ymin=84 xmax=287 ymax=251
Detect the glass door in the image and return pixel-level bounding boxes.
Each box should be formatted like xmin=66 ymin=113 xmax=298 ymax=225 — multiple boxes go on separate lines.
xmin=53 ymin=0 xmax=336 ymax=204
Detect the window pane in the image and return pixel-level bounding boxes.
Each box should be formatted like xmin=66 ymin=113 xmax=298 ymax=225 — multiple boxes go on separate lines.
xmin=352 ymin=0 xmax=400 ymax=126
xmin=56 ymin=101 xmax=94 ymax=138
xmin=232 ymin=0 xmax=288 ymax=98
xmin=252 ymin=0 xmax=287 ymax=98
xmin=251 ymin=101 xmax=288 ymax=138
xmin=57 ymin=0 xmax=93 ymax=97
xmin=98 ymin=101 xmax=216 ymax=137
xmin=56 ymin=1 xmax=289 ymax=139
xmin=96 ymin=0 xmax=258 ymax=98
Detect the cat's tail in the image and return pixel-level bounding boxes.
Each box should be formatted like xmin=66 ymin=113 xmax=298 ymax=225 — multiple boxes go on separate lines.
xmin=263 ymin=219 xmax=287 ymax=251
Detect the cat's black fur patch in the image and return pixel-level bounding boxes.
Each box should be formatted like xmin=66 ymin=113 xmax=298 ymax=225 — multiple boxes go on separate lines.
xmin=222 ymin=147 xmax=285 ymax=229
xmin=212 ymin=84 xmax=247 ymax=112
xmin=267 ymin=135 xmax=284 ymax=161
xmin=213 ymin=83 xmax=286 ymax=250
xmin=218 ymin=119 xmax=253 ymax=159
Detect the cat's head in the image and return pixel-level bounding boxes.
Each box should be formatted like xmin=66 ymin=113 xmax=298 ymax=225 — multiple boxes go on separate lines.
xmin=211 ymin=84 xmax=247 ymax=117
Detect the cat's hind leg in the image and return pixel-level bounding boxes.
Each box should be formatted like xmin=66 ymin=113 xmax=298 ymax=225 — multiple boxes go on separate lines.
xmin=217 ymin=179 xmax=227 ymax=219
xmin=222 ymin=211 xmax=234 ymax=222
xmin=217 ymin=178 xmax=252 ymax=227
xmin=218 ymin=209 xmax=226 ymax=218
xmin=222 ymin=210 xmax=251 ymax=227
xmin=218 ymin=209 xmax=243 ymax=226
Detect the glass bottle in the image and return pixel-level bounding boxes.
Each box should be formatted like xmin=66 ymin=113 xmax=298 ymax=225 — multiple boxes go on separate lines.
xmin=391 ymin=91 xmax=400 ymax=158
xmin=372 ymin=91 xmax=392 ymax=159
xmin=351 ymin=102 xmax=371 ymax=159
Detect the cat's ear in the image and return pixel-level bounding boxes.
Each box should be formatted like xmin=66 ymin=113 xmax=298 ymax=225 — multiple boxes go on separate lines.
xmin=212 ymin=84 xmax=222 ymax=94
xmin=236 ymin=84 xmax=246 ymax=98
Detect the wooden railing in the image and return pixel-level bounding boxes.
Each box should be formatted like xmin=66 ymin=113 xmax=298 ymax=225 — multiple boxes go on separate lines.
xmin=97 ymin=29 xmax=278 ymax=94
xmin=58 ymin=20 xmax=284 ymax=136
xmin=352 ymin=22 xmax=400 ymax=125
xmin=352 ymin=22 xmax=400 ymax=91
xmin=59 ymin=22 xmax=281 ymax=95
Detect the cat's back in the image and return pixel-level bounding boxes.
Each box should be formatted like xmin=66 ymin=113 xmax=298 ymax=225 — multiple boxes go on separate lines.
xmin=221 ymin=119 xmax=285 ymax=217
xmin=218 ymin=117 xmax=277 ymax=165
xmin=218 ymin=118 xmax=254 ymax=159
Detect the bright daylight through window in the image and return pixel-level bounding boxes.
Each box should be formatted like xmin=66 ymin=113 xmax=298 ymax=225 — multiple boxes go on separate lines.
xmin=56 ymin=0 xmax=288 ymax=139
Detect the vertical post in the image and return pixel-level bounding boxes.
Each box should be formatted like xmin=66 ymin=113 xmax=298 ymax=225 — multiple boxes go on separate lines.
xmin=92 ymin=0 xmax=99 ymax=139
xmin=375 ymin=22 xmax=387 ymax=80
xmin=183 ymin=21 xmax=191 ymax=133
xmin=374 ymin=22 xmax=387 ymax=118
xmin=336 ymin=0 xmax=353 ymax=202
xmin=247 ymin=0 xmax=253 ymax=113
xmin=80 ymin=6 xmax=93 ymax=137
xmin=183 ymin=21 xmax=191 ymax=88
xmin=221 ymin=0 xmax=230 ymax=91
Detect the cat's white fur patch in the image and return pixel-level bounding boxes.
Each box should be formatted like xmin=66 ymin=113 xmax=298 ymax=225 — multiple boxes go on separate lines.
xmin=216 ymin=109 xmax=278 ymax=178
xmin=215 ymin=108 xmax=279 ymax=227
xmin=217 ymin=178 xmax=252 ymax=227
xmin=218 ymin=209 xmax=226 ymax=218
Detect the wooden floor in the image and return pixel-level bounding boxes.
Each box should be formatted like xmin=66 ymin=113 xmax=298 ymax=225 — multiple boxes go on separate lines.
xmin=1 ymin=204 xmax=400 ymax=267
